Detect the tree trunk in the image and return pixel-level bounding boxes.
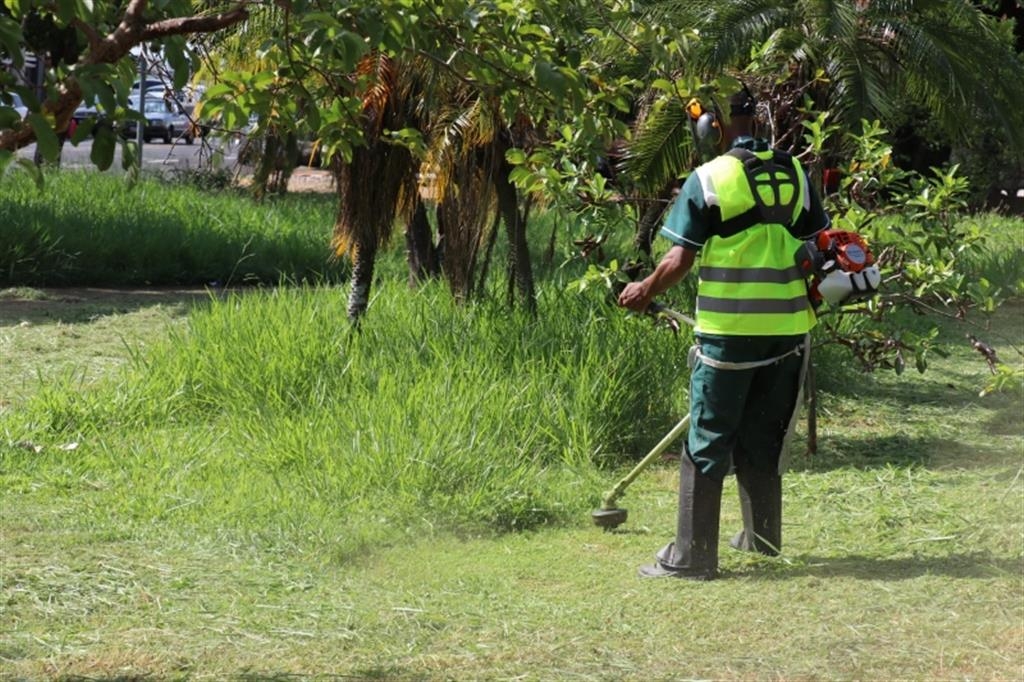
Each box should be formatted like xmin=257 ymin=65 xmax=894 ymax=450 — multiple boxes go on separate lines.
xmin=405 ymin=201 xmax=441 ymax=287
xmin=495 ymin=161 xmax=535 ymax=313
xmin=633 ymin=182 xmax=676 ymax=255
xmin=252 ymin=130 xmax=298 ymax=199
xmin=475 ymin=208 xmax=502 ymax=297
xmin=347 ymin=239 xmax=378 ymax=322
xmin=545 ymin=213 xmax=558 ymax=266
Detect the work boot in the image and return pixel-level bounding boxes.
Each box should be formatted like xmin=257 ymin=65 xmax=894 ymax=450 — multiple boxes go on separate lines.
xmin=730 ymin=468 xmax=782 ymax=556
xmin=638 ymin=453 xmax=722 ymax=580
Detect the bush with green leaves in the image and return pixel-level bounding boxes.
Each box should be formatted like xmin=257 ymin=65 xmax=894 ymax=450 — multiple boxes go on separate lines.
xmin=814 ymin=119 xmax=1022 ymax=391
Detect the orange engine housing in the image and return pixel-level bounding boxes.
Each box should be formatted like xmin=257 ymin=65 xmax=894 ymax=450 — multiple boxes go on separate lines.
xmin=816 ymin=230 xmax=875 ymax=273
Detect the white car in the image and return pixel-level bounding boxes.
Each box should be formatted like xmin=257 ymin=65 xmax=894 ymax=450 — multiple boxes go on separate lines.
xmin=130 ymin=78 xmax=168 ymax=99
xmin=0 ymin=92 xmax=28 ymax=131
xmin=121 ymin=96 xmax=195 ymax=144
xmin=4 ymin=92 xmax=28 ymax=118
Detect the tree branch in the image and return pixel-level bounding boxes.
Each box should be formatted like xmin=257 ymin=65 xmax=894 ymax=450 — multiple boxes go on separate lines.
xmin=143 ymin=6 xmax=251 ymax=41
xmin=71 ymin=18 xmax=103 ymax=53
xmin=0 ymin=3 xmax=250 ymax=152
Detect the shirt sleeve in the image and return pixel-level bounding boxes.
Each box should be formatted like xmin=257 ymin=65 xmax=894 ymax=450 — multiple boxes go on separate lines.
xmin=658 ymin=173 xmax=709 ymax=250
xmin=795 ymin=171 xmax=831 ymax=239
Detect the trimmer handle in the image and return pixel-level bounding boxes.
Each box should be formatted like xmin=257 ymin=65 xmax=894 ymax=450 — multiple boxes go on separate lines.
xmin=647 ymin=302 xmax=696 ymax=328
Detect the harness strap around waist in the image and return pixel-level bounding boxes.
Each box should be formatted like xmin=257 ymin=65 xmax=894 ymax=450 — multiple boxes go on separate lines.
xmin=687 ymin=343 xmax=805 ymax=371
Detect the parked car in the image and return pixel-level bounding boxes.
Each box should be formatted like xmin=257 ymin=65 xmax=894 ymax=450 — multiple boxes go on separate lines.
xmin=71 ymin=102 xmax=115 ymax=137
xmin=8 ymin=92 xmax=28 ymax=118
xmin=1 ymin=92 xmax=28 ymax=128
xmin=130 ymin=78 xmax=167 ymax=99
xmin=120 ymin=96 xmax=195 ymax=144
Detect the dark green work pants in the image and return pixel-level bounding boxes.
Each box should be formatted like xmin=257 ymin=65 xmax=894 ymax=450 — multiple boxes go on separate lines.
xmin=646 ymin=333 xmax=805 ymax=578
xmin=686 ymin=333 xmax=805 ymax=483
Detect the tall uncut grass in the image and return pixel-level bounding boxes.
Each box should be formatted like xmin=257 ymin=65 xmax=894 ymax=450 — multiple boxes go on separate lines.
xmin=0 ymin=170 xmax=341 ymax=286
xmin=3 ymin=281 xmax=694 ymax=557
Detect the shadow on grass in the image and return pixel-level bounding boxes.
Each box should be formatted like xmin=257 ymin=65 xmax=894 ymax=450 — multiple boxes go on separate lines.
xmin=788 ymin=433 xmax=939 ymax=471
xmin=733 ymin=551 xmax=1021 ymax=582
xmin=787 ymin=431 xmax=1019 ymax=472
xmin=817 ymin=364 xmax=990 ymax=406
xmin=0 ymin=286 xmax=228 ymax=327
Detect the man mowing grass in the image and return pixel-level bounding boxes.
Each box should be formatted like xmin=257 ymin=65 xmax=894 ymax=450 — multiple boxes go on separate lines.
xmin=618 ymin=86 xmax=879 ymax=579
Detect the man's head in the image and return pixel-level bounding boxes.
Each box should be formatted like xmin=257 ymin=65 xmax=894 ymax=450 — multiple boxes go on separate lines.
xmin=720 ymin=87 xmax=756 ymax=147
xmin=728 ymin=87 xmax=757 ymax=118
xmin=689 ymin=85 xmax=758 ymax=157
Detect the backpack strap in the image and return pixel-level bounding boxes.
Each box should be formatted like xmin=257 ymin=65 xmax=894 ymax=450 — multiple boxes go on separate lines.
xmin=714 ymin=148 xmax=803 ymax=239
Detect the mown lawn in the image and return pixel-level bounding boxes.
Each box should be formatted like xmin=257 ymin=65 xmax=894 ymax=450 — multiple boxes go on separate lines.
xmin=1 ymin=285 xmax=1020 ymax=680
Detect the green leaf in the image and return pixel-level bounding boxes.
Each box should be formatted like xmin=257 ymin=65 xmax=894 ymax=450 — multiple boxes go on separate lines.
xmin=505 ymin=148 xmax=527 ymax=165
xmin=14 ymin=156 xmax=43 ymax=189
xmin=121 ymin=138 xmax=138 ymax=171
xmin=55 ymin=0 xmax=76 ymax=23
xmin=534 ymin=60 xmax=565 ymax=98
xmin=27 ymin=113 xmax=59 ymax=163
xmin=339 ymin=31 xmax=368 ymax=67
xmin=0 ymin=17 xmax=24 ymax=68
xmin=96 ymin=85 xmax=117 ymax=121
xmin=203 ymin=83 xmax=234 ymax=101
xmin=70 ymin=117 xmax=94 ymax=144
xmin=90 ymin=125 xmax=116 ymax=171
xmin=164 ymin=38 xmax=190 ymax=89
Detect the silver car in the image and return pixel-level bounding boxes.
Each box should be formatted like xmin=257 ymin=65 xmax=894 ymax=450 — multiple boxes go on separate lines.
xmin=2 ymin=92 xmax=28 ymax=119
xmin=121 ymin=96 xmax=195 ymax=144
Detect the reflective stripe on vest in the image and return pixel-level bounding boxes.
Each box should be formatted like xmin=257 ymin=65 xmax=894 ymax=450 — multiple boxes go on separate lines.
xmin=699 ymin=265 xmax=804 ymax=284
xmin=694 ymin=152 xmax=816 ymax=336
xmin=697 ymin=295 xmax=810 ymax=315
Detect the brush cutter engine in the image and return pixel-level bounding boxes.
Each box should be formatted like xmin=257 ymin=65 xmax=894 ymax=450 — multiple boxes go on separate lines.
xmin=795 ymin=230 xmax=880 ymax=307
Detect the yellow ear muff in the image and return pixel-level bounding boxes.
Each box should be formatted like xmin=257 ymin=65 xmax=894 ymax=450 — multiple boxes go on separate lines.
xmin=686 ymin=98 xmax=705 ymax=121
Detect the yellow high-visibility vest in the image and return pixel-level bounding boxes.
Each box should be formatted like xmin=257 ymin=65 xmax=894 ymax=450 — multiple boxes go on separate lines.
xmin=694 ymin=149 xmax=816 ymax=336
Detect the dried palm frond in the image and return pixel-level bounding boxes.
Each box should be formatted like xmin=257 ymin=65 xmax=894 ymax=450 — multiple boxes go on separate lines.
xmin=331 ymin=53 xmax=423 ymax=259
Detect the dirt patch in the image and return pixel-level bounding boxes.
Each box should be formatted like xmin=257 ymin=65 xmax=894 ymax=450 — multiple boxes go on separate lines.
xmin=0 ymin=286 xmax=224 ymax=326
xmin=288 ymin=168 xmax=335 ymax=194
xmin=236 ymin=168 xmax=336 ymax=194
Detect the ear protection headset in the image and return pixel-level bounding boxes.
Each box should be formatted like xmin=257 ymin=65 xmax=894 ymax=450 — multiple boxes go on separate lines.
xmin=686 ymin=84 xmax=757 ymax=158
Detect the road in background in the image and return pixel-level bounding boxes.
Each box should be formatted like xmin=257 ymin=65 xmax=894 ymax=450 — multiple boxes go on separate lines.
xmin=12 ymin=135 xmax=335 ymax=193
xmin=15 ymin=135 xmax=243 ymax=174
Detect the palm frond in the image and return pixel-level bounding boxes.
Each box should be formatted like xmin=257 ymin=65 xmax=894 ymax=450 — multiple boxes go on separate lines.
xmin=620 ymin=97 xmax=696 ymax=192
xmin=332 ymin=55 xmax=422 ymax=258
xmin=693 ymin=0 xmax=795 ymax=73
xmin=877 ymin=0 xmax=1024 ymax=151
xmin=822 ymin=39 xmax=895 ymax=124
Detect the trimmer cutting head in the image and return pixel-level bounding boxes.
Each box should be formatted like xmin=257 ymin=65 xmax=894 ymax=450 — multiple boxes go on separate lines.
xmin=591 ymin=507 xmax=628 ymax=530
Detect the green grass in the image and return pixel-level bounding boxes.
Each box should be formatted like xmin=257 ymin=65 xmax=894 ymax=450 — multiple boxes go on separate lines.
xmin=1 ymin=285 xmax=1021 ymax=679
xmin=2 ymin=283 xmax=690 ymax=552
xmin=0 ymin=171 xmax=342 ymax=287
xmin=961 ymin=212 xmax=1024 ymax=296
xmin=1 ymin=176 xmax=1022 ymax=679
